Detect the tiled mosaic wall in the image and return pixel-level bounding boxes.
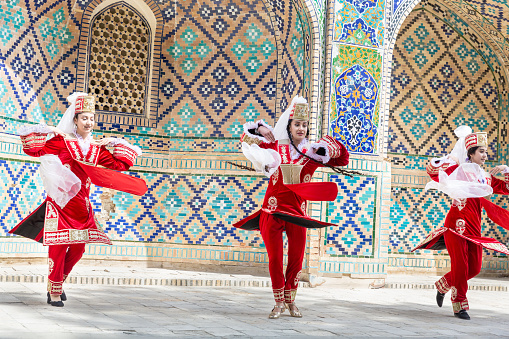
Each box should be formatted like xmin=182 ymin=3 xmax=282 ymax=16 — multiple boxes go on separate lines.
xmin=388 ymin=9 xmax=509 ymax=260
xmin=325 ymin=174 xmax=376 ymax=257
xmin=389 ymin=9 xmax=498 ymax=161
xmin=0 ymin=0 xmax=312 ymax=152
xmin=0 ymin=157 xmax=387 ymax=262
xmin=0 ymin=0 xmax=314 ymax=264
xmin=328 ymin=0 xmax=386 ymax=155
xmin=386 ymin=0 xmax=509 ymax=158
xmin=316 ymin=0 xmax=390 ymax=277
xmin=390 ymin=186 xmax=509 ymax=256
xmin=5 ymin=0 xmax=509 ymax=276
xmin=0 ymin=159 xmax=268 ymax=247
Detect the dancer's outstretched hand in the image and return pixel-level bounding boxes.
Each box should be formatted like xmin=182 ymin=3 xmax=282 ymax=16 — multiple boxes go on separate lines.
xmin=258 ymin=126 xmax=275 ymax=143
xmin=489 ymin=165 xmax=508 ymax=175
xmin=447 ymin=155 xmax=459 ymax=165
xmin=96 ymin=137 xmax=116 ymax=146
xmin=47 ymin=126 xmax=65 ymax=136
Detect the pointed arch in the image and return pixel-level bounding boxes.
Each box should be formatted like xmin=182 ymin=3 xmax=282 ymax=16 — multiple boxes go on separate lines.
xmin=75 ymin=0 xmax=164 ymax=127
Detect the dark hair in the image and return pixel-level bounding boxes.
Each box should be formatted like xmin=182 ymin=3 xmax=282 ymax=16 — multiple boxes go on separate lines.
xmin=286 ymin=120 xmax=361 ymax=178
xmin=73 ymin=112 xmax=95 ymax=122
xmin=467 ymin=146 xmax=480 ymax=160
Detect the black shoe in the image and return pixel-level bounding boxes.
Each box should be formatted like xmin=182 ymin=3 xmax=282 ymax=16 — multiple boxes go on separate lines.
xmin=436 ymin=291 xmax=445 ymax=307
xmin=454 ymin=310 xmax=470 ymax=320
xmin=48 ymin=300 xmax=64 ymax=307
xmin=47 ymin=292 xmax=66 ymax=303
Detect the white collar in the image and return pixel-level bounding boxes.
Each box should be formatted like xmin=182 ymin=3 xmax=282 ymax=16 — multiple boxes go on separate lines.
xmin=74 ymin=132 xmax=94 ymax=155
xmin=290 ymin=138 xmax=308 ymax=160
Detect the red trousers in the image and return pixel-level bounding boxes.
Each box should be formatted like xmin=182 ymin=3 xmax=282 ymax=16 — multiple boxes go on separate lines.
xmin=260 ymin=213 xmax=307 ymax=304
xmin=47 ymin=244 xmax=86 ymax=295
xmin=435 ymin=231 xmax=482 ymax=312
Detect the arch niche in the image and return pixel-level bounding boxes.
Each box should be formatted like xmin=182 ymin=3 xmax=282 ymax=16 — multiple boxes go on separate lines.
xmin=383 ymin=0 xmax=509 ymax=272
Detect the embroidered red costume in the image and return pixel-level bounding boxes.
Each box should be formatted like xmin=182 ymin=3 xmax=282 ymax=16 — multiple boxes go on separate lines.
xmin=234 ymin=115 xmax=349 ymax=305
xmin=412 ymin=131 xmax=509 ymax=314
xmin=9 ymin=94 xmax=144 ymax=296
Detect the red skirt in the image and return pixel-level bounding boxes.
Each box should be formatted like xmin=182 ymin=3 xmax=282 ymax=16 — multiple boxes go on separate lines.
xmin=412 ymin=227 xmax=509 ymax=255
xmin=9 ymin=189 xmax=111 ymax=246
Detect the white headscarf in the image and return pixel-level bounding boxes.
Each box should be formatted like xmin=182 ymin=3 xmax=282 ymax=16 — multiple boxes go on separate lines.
xmin=449 ymin=125 xmax=472 ymax=164
xmin=273 ymin=96 xmax=308 ymax=141
xmin=425 ymin=125 xmax=492 ymax=200
xmin=55 ymin=92 xmax=88 ymax=136
xmin=40 ymin=92 xmax=87 ymax=207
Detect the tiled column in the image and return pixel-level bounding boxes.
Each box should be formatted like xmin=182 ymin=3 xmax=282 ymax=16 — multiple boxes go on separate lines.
xmin=313 ymin=0 xmax=390 ymax=278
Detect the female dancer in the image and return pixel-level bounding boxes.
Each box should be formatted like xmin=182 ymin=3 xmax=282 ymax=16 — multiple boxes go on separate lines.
xmin=10 ymin=93 xmax=145 ymax=307
xmin=413 ymin=126 xmax=509 ymax=320
xmin=233 ymin=96 xmax=353 ymax=319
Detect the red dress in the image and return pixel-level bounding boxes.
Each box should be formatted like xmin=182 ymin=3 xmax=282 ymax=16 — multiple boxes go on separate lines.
xmin=10 ymin=129 xmax=141 ymax=294
xmin=234 ymin=120 xmax=349 ymax=303
xmin=412 ymin=161 xmax=509 ymax=312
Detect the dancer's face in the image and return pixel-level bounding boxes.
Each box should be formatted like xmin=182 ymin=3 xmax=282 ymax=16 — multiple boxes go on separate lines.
xmin=470 ymin=146 xmax=488 ymax=165
xmin=74 ymin=112 xmax=95 ymax=137
xmin=290 ymin=119 xmax=308 ymax=144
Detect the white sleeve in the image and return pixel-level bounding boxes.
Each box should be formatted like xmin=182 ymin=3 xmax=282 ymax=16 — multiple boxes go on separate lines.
xmin=17 ymin=124 xmax=52 ymax=136
xmin=107 ymin=138 xmax=142 ymax=156
xmin=308 ymin=140 xmax=331 ymax=163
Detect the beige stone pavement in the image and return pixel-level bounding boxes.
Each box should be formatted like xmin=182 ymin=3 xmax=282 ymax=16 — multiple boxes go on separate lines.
xmin=0 ymin=264 xmax=508 ymax=338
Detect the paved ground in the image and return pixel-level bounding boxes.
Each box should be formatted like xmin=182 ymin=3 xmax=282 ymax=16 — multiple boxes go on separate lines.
xmin=0 ymin=265 xmax=508 ymax=338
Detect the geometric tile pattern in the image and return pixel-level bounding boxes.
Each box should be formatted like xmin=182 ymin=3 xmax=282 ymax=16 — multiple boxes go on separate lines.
xmin=389 ymin=187 xmax=449 ymax=254
xmin=0 ymin=0 xmax=310 ymax=154
xmin=387 ymin=7 xmax=509 ymax=265
xmin=389 ymin=10 xmax=499 ymax=161
xmin=0 ymin=0 xmax=312 ymax=257
xmin=420 ymin=0 xmax=509 ymax=165
xmin=167 ymin=138 xmax=241 ymax=153
xmin=0 ymin=0 xmax=349 ymax=277
xmin=464 ymin=0 xmax=509 ymax=38
xmin=100 ymin=173 xmax=268 ymax=247
xmin=334 ymin=0 xmax=385 ymax=48
xmin=0 ymin=158 xmax=269 ymax=248
xmin=393 ymin=0 xmax=509 ymax=74
xmin=390 ymin=186 xmax=509 ymax=257
xmin=0 ymin=0 xmax=75 ymax=126
xmin=461 ymin=0 xmax=509 ymax=66
xmin=325 ymin=175 xmax=376 ymax=257
xmin=160 ymin=0 xmax=279 ymax=140
xmin=329 ymin=44 xmax=382 ymax=154
xmin=387 ymin=0 xmax=509 ymax=174
xmin=261 ymin=0 xmax=312 ymax=112
xmin=0 ymin=160 xmax=45 ymax=236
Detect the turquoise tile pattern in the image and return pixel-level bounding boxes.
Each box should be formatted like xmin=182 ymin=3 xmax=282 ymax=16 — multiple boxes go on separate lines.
xmin=0 ymin=0 xmax=310 ymax=154
xmin=0 ymin=159 xmax=269 ymax=248
xmin=0 ymin=0 xmax=312 ymax=251
xmin=325 ymin=175 xmax=376 ymax=257
xmin=388 ymin=8 xmax=508 ymax=258
xmin=389 ymin=187 xmax=509 ymax=256
xmin=389 ymin=10 xmax=499 ymax=160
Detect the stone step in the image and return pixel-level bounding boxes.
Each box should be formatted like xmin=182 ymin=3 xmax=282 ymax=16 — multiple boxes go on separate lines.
xmin=385 ymin=282 xmax=507 ymax=291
